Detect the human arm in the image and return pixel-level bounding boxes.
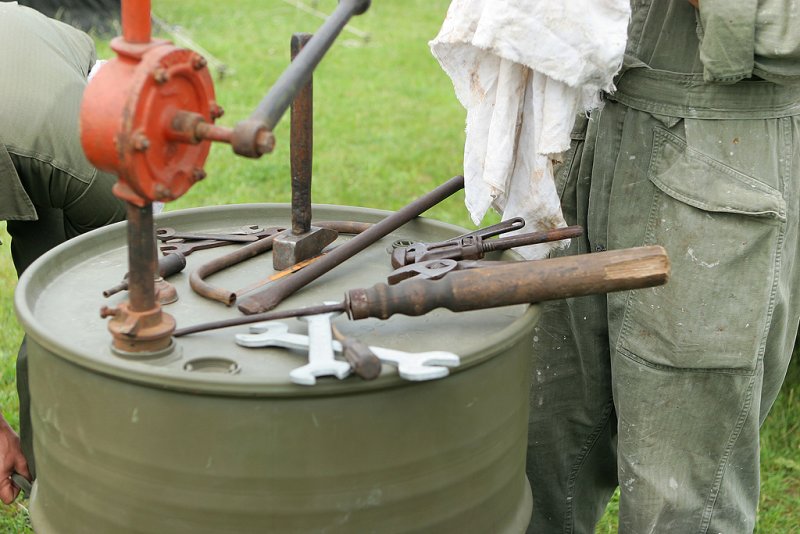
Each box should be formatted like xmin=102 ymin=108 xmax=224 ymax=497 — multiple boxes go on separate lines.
xmin=696 ymin=0 xmax=800 ymax=84
xmin=0 ymin=415 xmax=29 ymax=505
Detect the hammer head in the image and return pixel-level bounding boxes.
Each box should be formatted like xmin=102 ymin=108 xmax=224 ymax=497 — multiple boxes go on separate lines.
xmin=272 ymin=226 xmax=338 ymax=270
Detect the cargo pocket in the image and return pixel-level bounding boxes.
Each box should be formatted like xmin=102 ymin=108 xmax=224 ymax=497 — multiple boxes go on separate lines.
xmin=616 ymin=127 xmax=786 ymax=372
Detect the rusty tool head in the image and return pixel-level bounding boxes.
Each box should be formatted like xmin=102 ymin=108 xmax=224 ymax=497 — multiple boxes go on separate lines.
xmin=272 ymin=32 xmax=338 ymax=270
xmin=331 ymin=323 xmax=382 ymax=381
xmin=272 ymin=227 xmax=338 ymax=270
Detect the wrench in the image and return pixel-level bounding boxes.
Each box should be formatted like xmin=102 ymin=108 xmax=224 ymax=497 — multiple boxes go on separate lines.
xmin=386 ymin=258 xmax=520 ymax=284
xmin=386 ymin=259 xmax=458 ymax=285
xmin=156 ymin=227 xmax=258 ymax=243
xmin=159 ymin=239 xmax=233 ymax=256
xmin=295 ymin=310 xmax=351 ymax=385
xmin=159 ymin=227 xmax=285 ymax=256
xmin=236 ymin=321 xmax=461 ymax=382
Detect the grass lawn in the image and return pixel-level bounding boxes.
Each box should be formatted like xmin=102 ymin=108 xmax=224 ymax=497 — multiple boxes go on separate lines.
xmin=1 ymin=1 xmax=797 ymax=531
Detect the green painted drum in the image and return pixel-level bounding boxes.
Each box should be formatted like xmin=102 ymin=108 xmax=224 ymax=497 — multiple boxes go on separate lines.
xmin=15 ymin=204 xmax=539 ymax=533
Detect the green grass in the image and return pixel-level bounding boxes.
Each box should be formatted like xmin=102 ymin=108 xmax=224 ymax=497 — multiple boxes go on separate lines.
xmin=1 ymin=1 xmax=798 ymax=531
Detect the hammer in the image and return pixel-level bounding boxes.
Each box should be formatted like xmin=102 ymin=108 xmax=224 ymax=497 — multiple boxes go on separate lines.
xmin=272 ymin=33 xmax=338 ymax=270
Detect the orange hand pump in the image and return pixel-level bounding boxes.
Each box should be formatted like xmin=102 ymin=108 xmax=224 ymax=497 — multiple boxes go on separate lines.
xmin=80 ymin=0 xmax=221 ymax=206
xmin=81 ymin=0 xmax=220 ymax=354
xmin=81 ymin=0 xmax=370 ymax=354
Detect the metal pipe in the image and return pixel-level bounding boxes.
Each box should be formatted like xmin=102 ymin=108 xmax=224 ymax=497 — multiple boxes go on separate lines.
xmin=121 ymin=0 xmax=151 ymax=44
xmin=126 ymin=203 xmax=156 ymax=311
xmin=195 ymin=123 xmax=234 ymax=144
xmin=236 ymin=175 xmax=465 ymax=314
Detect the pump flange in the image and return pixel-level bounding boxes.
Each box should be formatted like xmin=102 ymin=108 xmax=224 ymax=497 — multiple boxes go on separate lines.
xmin=80 ymin=38 xmax=218 ymax=206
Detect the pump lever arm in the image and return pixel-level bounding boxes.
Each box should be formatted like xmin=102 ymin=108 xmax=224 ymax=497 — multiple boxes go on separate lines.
xmin=230 ymin=0 xmax=371 ymax=157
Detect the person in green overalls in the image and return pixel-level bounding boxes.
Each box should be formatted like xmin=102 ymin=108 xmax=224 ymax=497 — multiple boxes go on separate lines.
xmin=0 ymin=3 xmax=126 ymax=503
xmin=526 ymin=1 xmax=800 ymax=532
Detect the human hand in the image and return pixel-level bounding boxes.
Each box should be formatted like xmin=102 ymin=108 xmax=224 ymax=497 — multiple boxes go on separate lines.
xmin=0 ymin=418 xmax=30 ymax=505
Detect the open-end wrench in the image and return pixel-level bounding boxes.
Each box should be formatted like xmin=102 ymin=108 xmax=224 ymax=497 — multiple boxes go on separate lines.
xmin=156 ymin=227 xmax=258 ymax=243
xmin=159 ymin=227 xmax=285 ymax=256
xmin=159 ymin=239 xmax=233 ymax=256
xmin=235 ymin=321 xmax=461 ymax=382
xmin=294 ymin=311 xmax=351 ymax=385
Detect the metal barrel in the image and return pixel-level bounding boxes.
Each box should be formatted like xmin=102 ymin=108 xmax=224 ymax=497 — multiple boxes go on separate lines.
xmin=15 ymin=204 xmax=537 ymax=533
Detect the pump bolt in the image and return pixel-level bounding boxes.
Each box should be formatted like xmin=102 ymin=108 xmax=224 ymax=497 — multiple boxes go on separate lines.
xmin=153 ymin=67 xmax=169 ymax=84
xmin=132 ymin=133 xmax=150 ymax=151
xmin=192 ymin=168 xmax=207 ymax=183
xmin=154 ymin=183 xmax=171 ymax=201
xmin=210 ymin=103 xmax=225 ymax=120
xmin=192 ymin=54 xmax=208 ymax=70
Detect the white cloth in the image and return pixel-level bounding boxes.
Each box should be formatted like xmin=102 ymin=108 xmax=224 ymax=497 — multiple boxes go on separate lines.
xmin=430 ymin=0 xmax=630 ymax=258
xmin=88 ymin=59 xmax=106 ymax=81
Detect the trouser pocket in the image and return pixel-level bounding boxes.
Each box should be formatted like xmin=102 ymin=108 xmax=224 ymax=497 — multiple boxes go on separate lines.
xmin=616 ymin=126 xmax=785 ymax=372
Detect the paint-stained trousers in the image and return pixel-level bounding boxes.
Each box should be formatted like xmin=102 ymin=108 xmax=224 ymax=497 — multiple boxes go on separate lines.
xmin=526 ymin=71 xmax=800 ymax=533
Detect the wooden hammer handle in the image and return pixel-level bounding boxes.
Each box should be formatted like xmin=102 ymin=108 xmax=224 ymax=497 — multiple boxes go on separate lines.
xmin=346 ymin=246 xmax=671 ymax=320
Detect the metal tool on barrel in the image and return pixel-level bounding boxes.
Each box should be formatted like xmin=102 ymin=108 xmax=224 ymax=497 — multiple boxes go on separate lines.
xmin=272 ymin=33 xmax=338 ymax=271
xmin=236 ymin=319 xmax=460 ymax=385
xmin=176 ymin=245 xmax=671 ymax=335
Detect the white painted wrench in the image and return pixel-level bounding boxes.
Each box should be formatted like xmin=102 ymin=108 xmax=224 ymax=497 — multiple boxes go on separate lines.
xmin=235 ymin=321 xmax=461 ymax=382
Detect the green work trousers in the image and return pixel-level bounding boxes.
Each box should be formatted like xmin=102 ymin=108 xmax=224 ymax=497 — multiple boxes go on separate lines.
xmin=526 ymin=72 xmax=800 ymax=533
xmin=6 ymin=164 xmax=124 ymax=479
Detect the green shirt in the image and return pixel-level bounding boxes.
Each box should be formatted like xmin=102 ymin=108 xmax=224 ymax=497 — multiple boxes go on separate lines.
xmin=624 ymin=0 xmax=800 ymax=84
xmin=0 ymin=2 xmax=103 ymax=222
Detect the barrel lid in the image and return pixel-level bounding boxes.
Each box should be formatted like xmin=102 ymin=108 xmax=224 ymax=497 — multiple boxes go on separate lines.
xmin=15 ymin=204 xmax=537 ymax=396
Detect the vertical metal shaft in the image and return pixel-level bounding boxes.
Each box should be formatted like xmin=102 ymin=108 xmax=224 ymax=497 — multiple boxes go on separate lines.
xmin=126 ymin=202 xmax=156 ymax=312
xmin=121 ymin=0 xmax=151 ymax=44
xmin=291 ymin=33 xmax=313 ymax=236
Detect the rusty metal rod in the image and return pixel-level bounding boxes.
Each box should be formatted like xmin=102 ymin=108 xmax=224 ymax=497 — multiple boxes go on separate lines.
xmin=482 ymin=225 xmax=584 ymax=252
xmin=190 ymin=221 xmax=373 ymax=306
xmin=190 ymin=234 xmax=281 ymax=306
xmin=291 ymin=33 xmax=313 ymax=235
xmin=126 ymin=203 xmax=157 ymax=312
xmin=103 ymin=252 xmax=187 ymax=298
xmin=175 ymin=302 xmax=346 ymax=336
xmin=234 ymin=255 xmax=323 ymax=298
xmin=236 ymin=175 xmax=466 ymax=314
xmin=195 ymin=122 xmax=234 ymax=144
xmin=246 ymin=0 xmax=370 ymax=131
xmin=174 ymin=245 xmax=670 ymax=337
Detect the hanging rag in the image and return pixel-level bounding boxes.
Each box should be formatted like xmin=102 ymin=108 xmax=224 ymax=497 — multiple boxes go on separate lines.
xmin=430 ymin=0 xmax=630 ymax=258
